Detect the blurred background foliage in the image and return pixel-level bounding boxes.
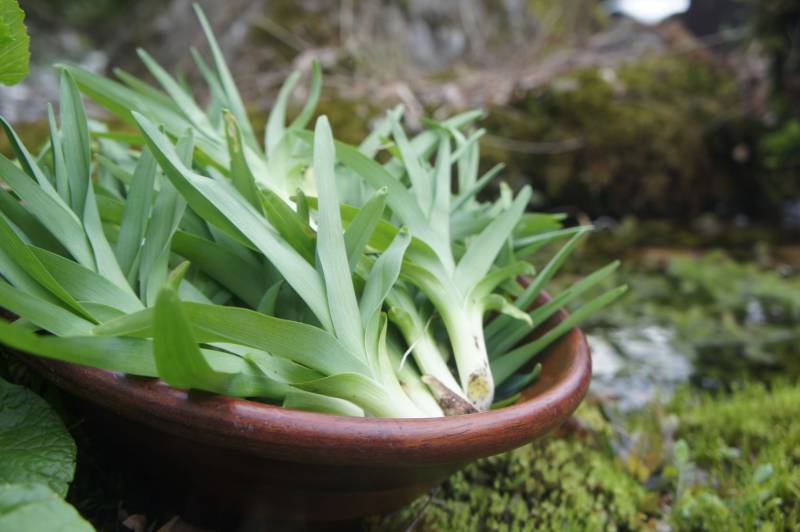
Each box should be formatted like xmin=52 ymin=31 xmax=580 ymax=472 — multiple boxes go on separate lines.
xmin=3 ymin=0 xmax=800 ymax=530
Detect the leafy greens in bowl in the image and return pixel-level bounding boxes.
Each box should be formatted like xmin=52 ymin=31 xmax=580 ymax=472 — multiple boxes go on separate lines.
xmin=0 ymin=5 xmax=625 ymax=418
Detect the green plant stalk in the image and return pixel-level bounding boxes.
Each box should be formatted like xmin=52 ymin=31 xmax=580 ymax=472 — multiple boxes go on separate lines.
xmin=386 ymin=288 xmax=464 ymax=401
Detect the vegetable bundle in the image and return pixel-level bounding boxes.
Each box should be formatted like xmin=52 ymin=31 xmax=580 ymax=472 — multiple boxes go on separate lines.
xmin=0 ymin=6 xmax=625 ymax=417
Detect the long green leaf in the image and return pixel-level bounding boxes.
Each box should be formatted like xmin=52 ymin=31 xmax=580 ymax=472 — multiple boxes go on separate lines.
xmin=114 ymin=148 xmax=156 ymax=276
xmin=454 ymin=186 xmax=531 ymax=292
xmin=0 ymin=321 xmax=157 ymax=376
xmin=282 ymin=390 xmax=364 ymax=417
xmin=58 ymin=70 xmax=91 ymax=215
xmin=313 ymin=117 xmax=364 ymax=357
xmin=134 ymin=112 xmax=333 ymax=329
xmin=491 ymin=286 xmax=628 ymax=384
xmin=0 ymin=154 xmax=94 ymax=268
xmin=485 ymin=228 xmax=591 ymax=341
xmin=0 ymin=279 xmax=93 ymax=336
xmin=171 ymin=231 xmax=265 ymax=308
xmin=31 ymin=247 xmax=142 ymax=313
xmin=359 ymin=229 xmax=410 ymax=327
xmin=223 ymin=110 xmax=261 ymax=207
xmin=0 ymin=213 xmax=92 ymax=320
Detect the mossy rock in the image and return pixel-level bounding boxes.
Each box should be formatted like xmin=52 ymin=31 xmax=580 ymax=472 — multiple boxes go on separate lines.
xmin=482 ymin=55 xmax=777 ymax=219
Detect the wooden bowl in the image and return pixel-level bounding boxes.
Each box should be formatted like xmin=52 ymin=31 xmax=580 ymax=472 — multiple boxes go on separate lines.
xmin=21 ymin=299 xmax=591 ymax=525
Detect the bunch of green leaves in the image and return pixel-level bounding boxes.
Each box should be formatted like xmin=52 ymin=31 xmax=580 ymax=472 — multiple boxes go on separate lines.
xmin=0 ymin=5 xmax=624 ymax=417
xmin=0 ymin=376 xmax=93 ymax=531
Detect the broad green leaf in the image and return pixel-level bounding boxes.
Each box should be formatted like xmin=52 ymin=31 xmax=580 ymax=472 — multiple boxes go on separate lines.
xmin=82 ymin=178 xmax=130 ymax=289
xmin=293 ymin=372 xmax=421 ymax=418
xmin=0 ymin=484 xmax=92 ymax=532
xmin=313 ymin=117 xmax=364 ymax=357
xmin=0 ymin=377 xmax=76 ymax=496
xmin=0 ymin=0 xmax=29 ymax=85
xmin=140 ymin=130 xmax=192 ymax=305
xmin=153 ymin=270 xmax=216 ymax=389
xmin=93 ymin=302 xmax=370 ymax=378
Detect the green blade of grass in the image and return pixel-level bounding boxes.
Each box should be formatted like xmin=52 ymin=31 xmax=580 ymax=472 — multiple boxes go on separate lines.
xmin=343 ymin=187 xmax=387 ymax=270
xmin=454 ymin=186 xmax=531 ymax=293
xmin=58 ymin=70 xmax=91 ymax=215
xmin=313 ymin=117 xmax=365 ymax=357
xmin=485 ymin=227 xmax=591 ymax=342
xmin=0 ymin=279 xmax=94 ymax=336
xmin=0 ymin=320 xmax=157 ymax=376
xmin=171 ymin=231 xmax=266 ymax=308
xmin=134 ymin=112 xmax=333 ymax=329
xmin=288 ymin=60 xmax=322 ymax=131
xmin=223 ymin=110 xmax=261 ymax=208
xmin=46 ymin=104 xmax=69 ymax=201
xmin=491 ymin=285 xmax=628 ymax=384
xmin=0 ymin=154 xmax=94 ymax=268
xmin=114 ymin=148 xmax=157 ymax=277
xmin=0 ymin=213 xmax=93 ymax=320
xmin=265 ymin=70 xmax=300 ymax=154
xmin=258 ymin=188 xmax=315 ymax=264
xmin=31 ymin=247 xmax=142 ymax=313
xmin=359 ymin=228 xmax=410 ymax=328
xmin=282 ymin=390 xmax=365 ymax=417
xmin=192 ymin=3 xmax=257 ymax=151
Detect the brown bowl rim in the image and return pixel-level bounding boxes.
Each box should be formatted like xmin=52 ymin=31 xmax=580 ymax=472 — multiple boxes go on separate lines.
xmin=23 ymin=303 xmax=590 ymax=467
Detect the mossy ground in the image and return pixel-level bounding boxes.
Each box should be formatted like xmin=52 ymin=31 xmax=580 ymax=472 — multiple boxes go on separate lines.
xmin=367 ymin=382 xmax=800 ymax=531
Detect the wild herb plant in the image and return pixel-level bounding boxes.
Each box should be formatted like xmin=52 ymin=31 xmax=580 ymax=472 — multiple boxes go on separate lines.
xmin=0 ymin=6 xmax=624 ymax=417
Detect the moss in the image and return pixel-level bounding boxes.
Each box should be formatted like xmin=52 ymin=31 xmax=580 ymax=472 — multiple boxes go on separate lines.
xmin=669 ymin=382 xmax=800 ymax=530
xmin=367 ymin=405 xmax=651 ymax=531
xmin=482 ymin=55 xmax=773 ymax=219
